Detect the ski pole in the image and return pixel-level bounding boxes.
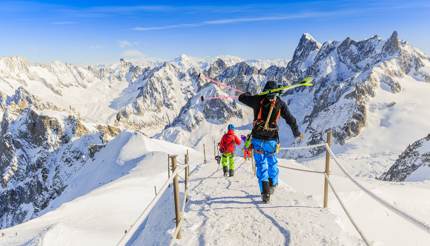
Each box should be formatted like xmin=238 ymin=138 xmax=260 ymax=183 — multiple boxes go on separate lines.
xmin=200 ymin=95 xmax=238 ymax=102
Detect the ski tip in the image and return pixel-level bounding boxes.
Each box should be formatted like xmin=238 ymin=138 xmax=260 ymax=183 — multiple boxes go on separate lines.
xmin=200 ymin=95 xmax=204 ymax=102
xmin=302 ymin=76 xmax=313 ymax=84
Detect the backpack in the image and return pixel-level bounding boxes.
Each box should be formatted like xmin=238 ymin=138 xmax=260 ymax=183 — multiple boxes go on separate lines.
xmin=219 ymin=134 xmax=235 ymax=153
xmin=252 ymin=98 xmax=281 ymax=138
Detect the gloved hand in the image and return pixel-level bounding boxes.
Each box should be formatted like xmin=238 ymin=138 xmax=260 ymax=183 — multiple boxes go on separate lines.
xmin=296 ymin=133 xmax=304 ymax=142
xmin=240 ymin=135 xmax=247 ymax=142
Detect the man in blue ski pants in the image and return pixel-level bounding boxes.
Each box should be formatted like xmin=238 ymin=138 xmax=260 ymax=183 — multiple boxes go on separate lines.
xmin=239 ymin=81 xmax=303 ymax=203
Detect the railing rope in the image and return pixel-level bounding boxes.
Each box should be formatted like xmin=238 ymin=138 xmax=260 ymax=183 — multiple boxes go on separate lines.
xmin=278 ymin=164 xmax=324 ymax=174
xmin=278 ymin=135 xmax=430 ymax=241
xmin=324 ymin=173 xmax=371 ymax=246
xmin=115 ymin=163 xmax=185 ymax=246
xmin=115 ymin=152 xmax=194 ymax=246
xmin=325 ymin=144 xmax=430 ymax=234
xmin=278 ymin=142 xmax=326 ymax=150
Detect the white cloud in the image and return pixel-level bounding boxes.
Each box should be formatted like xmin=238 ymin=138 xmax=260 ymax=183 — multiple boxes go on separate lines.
xmin=133 ymin=12 xmax=326 ymax=31
xmin=118 ymin=40 xmax=133 ymax=48
xmin=121 ymin=49 xmax=145 ymax=60
xmin=133 ymin=10 xmax=361 ymax=32
xmin=118 ymin=40 xmax=140 ymax=49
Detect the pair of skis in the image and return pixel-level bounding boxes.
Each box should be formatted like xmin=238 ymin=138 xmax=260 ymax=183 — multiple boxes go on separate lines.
xmin=199 ymin=73 xmax=313 ymax=102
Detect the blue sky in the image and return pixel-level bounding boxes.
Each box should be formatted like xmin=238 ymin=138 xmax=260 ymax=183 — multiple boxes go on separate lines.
xmin=1 ymin=0 xmax=429 ymax=64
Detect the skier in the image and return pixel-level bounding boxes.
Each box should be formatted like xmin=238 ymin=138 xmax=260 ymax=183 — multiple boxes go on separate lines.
xmin=241 ymin=134 xmax=252 ymax=160
xmin=218 ymin=124 xmax=241 ymax=177
xmin=239 ymin=81 xmax=303 ymax=203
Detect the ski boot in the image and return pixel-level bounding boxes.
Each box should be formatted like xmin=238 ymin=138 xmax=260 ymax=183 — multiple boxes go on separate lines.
xmin=261 ymin=181 xmax=271 ymax=203
xmin=229 ymin=169 xmax=234 ymax=177
xmin=269 ymin=178 xmax=277 ymax=195
xmin=223 ymin=166 xmax=228 ymax=177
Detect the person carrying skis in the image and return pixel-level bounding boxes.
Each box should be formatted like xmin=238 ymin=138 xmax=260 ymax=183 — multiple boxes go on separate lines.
xmin=239 ymin=81 xmax=303 ymax=203
xmin=218 ymin=124 xmax=241 ymax=177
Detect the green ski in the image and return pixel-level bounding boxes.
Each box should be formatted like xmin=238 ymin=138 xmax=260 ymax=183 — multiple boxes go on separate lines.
xmin=257 ymin=76 xmax=313 ymax=96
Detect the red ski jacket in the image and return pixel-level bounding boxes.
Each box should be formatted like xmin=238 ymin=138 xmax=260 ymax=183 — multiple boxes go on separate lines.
xmin=219 ymin=130 xmax=241 ymax=154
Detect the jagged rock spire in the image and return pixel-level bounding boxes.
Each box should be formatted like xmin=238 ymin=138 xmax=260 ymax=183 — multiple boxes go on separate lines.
xmin=287 ymin=33 xmax=322 ymax=76
xmin=382 ymin=31 xmax=401 ymax=55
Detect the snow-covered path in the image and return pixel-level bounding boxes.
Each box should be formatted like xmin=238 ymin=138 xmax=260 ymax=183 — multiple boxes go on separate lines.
xmin=177 ymin=159 xmax=361 ymax=246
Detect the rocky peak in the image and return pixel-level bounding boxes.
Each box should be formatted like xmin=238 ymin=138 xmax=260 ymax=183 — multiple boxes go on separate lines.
xmin=5 ymin=87 xmax=35 ymax=106
xmin=287 ymin=33 xmax=322 ymax=77
xmin=380 ymin=134 xmax=430 ymax=181
xmin=382 ymin=31 xmax=401 ymax=55
xmin=294 ymin=33 xmax=322 ymax=58
xmin=0 ymin=103 xmax=118 ymax=227
xmin=207 ymin=58 xmax=227 ymax=77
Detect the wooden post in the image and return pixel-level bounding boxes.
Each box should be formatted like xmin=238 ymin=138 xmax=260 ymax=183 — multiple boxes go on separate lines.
xmin=203 ymin=144 xmax=207 ymax=164
xmin=171 ymin=155 xmax=182 ymax=239
xmin=168 ymin=155 xmax=171 ymax=187
xmin=184 ymin=152 xmax=189 ymax=202
xmin=213 ymin=140 xmax=216 ymax=159
xmin=323 ymin=130 xmax=332 ymax=208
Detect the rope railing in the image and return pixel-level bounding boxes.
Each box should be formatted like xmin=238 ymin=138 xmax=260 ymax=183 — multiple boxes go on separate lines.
xmin=115 ymin=166 xmax=184 ymax=246
xmin=278 ymin=142 xmax=326 ymax=150
xmin=325 ymin=144 xmax=430 ymax=234
xmin=324 ymin=173 xmax=371 ymax=245
xmin=278 ymin=164 xmax=325 ymax=174
xmin=275 ymin=131 xmax=430 ymax=244
xmin=115 ymin=152 xmax=195 ymax=246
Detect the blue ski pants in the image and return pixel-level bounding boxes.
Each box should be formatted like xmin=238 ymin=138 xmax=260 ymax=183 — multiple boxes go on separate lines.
xmin=251 ymin=138 xmax=279 ymax=192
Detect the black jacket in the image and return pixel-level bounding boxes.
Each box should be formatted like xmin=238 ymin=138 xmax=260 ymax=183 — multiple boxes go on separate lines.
xmin=238 ymin=92 xmax=300 ymax=140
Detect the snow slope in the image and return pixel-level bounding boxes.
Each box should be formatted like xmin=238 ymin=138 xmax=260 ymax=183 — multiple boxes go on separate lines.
xmin=0 ymin=132 xmax=201 ymax=245
xmin=280 ymin=158 xmax=430 ymax=245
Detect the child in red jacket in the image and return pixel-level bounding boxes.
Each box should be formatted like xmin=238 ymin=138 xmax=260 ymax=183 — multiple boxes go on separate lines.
xmin=218 ymin=124 xmax=241 ymax=177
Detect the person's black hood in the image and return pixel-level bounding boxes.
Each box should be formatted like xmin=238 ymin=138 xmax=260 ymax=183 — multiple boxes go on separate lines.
xmin=263 ymin=81 xmax=278 ymax=91
xmin=263 ymin=81 xmax=279 ymax=98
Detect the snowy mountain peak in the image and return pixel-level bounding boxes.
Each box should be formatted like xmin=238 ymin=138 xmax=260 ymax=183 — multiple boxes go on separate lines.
xmin=301 ymin=33 xmax=320 ymax=44
xmin=172 ymin=54 xmax=204 ymax=70
xmin=0 ymin=56 xmax=30 ymax=74
xmin=382 ymin=31 xmax=401 ymax=55
xmin=287 ymin=33 xmax=322 ymax=77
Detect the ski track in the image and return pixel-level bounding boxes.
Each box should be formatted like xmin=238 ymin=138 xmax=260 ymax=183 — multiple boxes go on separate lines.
xmin=176 ymin=159 xmax=361 ymax=246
